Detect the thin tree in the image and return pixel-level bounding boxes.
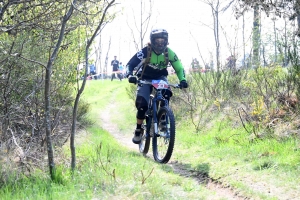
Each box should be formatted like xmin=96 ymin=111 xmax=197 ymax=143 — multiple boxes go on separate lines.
xmin=70 ymin=0 xmax=116 ymax=171
xmin=126 ymin=0 xmax=153 ymax=51
xmin=45 ymin=0 xmax=77 ymax=179
xmin=104 ymin=37 xmax=112 ymax=77
xmin=252 ymin=4 xmax=261 ymax=67
xmin=242 ymin=14 xmax=247 ymax=68
xmin=210 ymin=0 xmax=221 ymax=71
xmin=272 ymin=17 xmax=277 ymax=63
xmin=202 ymin=0 xmax=232 ymax=71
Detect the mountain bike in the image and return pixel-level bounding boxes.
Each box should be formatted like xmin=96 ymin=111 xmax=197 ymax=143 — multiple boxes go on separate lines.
xmin=137 ymin=79 xmax=180 ymax=163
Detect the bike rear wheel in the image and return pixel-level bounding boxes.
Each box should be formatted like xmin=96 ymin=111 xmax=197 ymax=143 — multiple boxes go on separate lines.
xmin=152 ymin=106 xmax=175 ymax=163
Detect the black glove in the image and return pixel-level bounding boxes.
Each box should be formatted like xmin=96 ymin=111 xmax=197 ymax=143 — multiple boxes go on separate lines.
xmin=126 ymin=71 xmax=133 ymax=78
xmin=180 ymin=80 xmax=188 ymax=88
xmin=128 ymin=75 xmax=137 ymax=84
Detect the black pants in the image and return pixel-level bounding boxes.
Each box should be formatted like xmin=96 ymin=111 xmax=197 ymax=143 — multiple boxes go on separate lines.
xmin=111 ymin=71 xmax=121 ymax=81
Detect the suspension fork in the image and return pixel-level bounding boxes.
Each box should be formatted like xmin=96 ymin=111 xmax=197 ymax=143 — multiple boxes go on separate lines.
xmin=145 ymin=94 xmax=154 ymax=137
xmin=152 ymin=97 xmax=158 ymax=135
xmin=152 ymin=91 xmax=168 ymax=135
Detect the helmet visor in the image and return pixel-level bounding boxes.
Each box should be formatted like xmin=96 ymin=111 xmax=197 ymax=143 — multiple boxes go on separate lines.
xmin=154 ymin=38 xmax=165 ymax=45
xmin=153 ymin=38 xmax=167 ymax=53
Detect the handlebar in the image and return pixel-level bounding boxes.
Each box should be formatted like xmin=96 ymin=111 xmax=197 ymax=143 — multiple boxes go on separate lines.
xmin=137 ymin=80 xmax=181 ymax=89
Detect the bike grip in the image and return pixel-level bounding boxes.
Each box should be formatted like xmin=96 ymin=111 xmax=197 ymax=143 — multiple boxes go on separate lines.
xmin=128 ymin=76 xmax=137 ymax=84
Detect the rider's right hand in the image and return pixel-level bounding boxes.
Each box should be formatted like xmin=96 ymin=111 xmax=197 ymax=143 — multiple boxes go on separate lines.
xmin=179 ymin=80 xmax=188 ymax=88
xmin=128 ymin=75 xmax=137 ymax=84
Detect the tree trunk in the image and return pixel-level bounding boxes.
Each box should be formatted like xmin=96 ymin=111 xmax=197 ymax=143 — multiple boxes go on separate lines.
xmin=273 ymin=20 xmax=277 ymax=63
xmin=252 ymin=4 xmax=260 ymax=67
xmin=45 ymin=1 xmax=76 ymax=179
xmin=104 ymin=37 xmax=111 ymax=77
xmin=243 ymin=15 xmax=246 ymax=68
xmin=296 ymin=0 xmax=300 ymax=36
xmin=127 ymin=0 xmax=152 ymax=51
xmin=211 ymin=1 xmax=220 ymax=71
xmin=284 ymin=19 xmax=288 ymax=66
xmin=70 ymin=0 xmax=115 ymax=171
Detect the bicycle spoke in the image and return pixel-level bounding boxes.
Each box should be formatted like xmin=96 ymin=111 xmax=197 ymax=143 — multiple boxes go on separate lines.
xmin=152 ymin=106 xmax=175 ymax=163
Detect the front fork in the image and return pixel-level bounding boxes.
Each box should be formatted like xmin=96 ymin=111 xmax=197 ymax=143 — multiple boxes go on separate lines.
xmin=145 ymin=115 xmax=152 ymax=138
xmin=146 ymin=98 xmax=169 ymax=138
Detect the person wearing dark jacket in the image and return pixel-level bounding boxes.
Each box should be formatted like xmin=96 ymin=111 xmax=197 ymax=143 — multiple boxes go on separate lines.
xmin=111 ymin=56 xmax=121 ymax=81
xmin=126 ymin=29 xmax=188 ymax=144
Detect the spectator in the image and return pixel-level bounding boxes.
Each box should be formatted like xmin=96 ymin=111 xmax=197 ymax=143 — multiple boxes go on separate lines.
xmin=111 ymin=56 xmax=121 ymax=81
xmin=89 ymin=64 xmax=96 ymax=75
xmin=226 ymin=55 xmax=236 ymax=70
xmin=119 ymin=62 xmax=125 ymax=79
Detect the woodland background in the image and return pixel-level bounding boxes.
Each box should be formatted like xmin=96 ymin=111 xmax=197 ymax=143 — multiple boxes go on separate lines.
xmin=0 ymin=0 xmax=300 ymax=184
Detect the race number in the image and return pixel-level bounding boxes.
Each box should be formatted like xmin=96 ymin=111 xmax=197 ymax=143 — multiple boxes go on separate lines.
xmin=152 ymin=80 xmax=169 ymax=89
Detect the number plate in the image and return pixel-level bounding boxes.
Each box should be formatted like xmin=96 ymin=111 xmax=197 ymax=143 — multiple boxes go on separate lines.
xmin=152 ymin=80 xmax=169 ymax=89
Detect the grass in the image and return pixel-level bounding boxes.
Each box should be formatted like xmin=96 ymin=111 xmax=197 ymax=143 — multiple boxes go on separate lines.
xmin=84 ymin=79 xmax=300 ymax=199
xmin=0 ymin=80 xmax=224 ymax=200
xmin=174 ymin=113 xmax=300 ymax=199
xmin=1 ymin=78 xmax=300 ymax=199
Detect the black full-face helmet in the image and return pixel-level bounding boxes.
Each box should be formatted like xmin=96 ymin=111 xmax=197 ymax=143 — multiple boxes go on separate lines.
xmin=150 ymin=29 xmax=168 ymax=54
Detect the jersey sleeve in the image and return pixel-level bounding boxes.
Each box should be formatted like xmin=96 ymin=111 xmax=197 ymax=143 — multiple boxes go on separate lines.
xmin=126 ymin=47 xmax=147 ymax=72
xmin=168 ymin=48 xmax=186 ymax=81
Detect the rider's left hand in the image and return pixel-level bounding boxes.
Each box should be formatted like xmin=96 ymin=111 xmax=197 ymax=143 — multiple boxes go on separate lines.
xmin=180 ymin=80 xmax=188 ymax=88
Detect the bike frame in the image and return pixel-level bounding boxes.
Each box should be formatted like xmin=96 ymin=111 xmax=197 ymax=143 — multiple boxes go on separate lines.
xmin=146 ymin=88 xmax=169 ymax=138
xmin=137 ymin=79 xmax=180 ymax=163
xmin=138 ymin=80 xmax=178 ymax=138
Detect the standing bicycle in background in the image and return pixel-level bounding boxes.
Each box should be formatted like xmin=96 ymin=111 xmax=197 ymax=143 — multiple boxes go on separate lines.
xmin=111 ymin=55 xmax=121 ymax=81
xmin=125 ymin=28 xmax=188 ymax=144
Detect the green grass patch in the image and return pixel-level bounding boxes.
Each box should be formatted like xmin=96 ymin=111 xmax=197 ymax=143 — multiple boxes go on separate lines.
xmin=0 ymin=80 xmax=226 ymax=200
xmin=2 ymin=78 xmax=300 ymax=199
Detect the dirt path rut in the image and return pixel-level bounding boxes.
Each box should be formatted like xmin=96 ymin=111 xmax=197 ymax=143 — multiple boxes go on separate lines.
xmin=100 ymin=104 xmax=245 ymax=200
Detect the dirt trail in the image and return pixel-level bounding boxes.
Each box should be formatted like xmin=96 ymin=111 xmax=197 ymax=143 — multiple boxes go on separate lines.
xmin=100 ymin=104 xmax=245 ymax=200
xmin=100 ymin=106 xmax=136 ymax=150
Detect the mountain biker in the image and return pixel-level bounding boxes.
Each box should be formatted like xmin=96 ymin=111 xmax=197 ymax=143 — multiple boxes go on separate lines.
xmin=125 ymin=28 xmax=188 ymax=144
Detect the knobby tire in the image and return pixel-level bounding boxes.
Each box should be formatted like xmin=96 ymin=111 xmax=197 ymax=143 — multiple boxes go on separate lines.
xmin=139 ymin=119 xmax=151 ymax=155
xmin=152 ymin=106 xmax=175 ymax=163
xmin=139 ymin=95 xmax=154 ymax=155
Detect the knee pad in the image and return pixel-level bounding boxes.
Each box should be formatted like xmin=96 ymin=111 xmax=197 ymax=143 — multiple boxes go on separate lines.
xmin=135 ymin=96 xmax=148 ymax=119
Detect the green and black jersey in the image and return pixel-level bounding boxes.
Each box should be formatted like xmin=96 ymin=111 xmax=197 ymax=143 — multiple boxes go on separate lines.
xmin=126 ymin=46 xmax=186 ymax=81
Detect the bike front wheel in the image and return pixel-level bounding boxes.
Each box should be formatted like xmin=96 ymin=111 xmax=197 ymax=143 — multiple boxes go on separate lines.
xmin=152 ymin=106 xmax=175 ymax=163
xmin=139 ymin=123 xmax=150 ymax=155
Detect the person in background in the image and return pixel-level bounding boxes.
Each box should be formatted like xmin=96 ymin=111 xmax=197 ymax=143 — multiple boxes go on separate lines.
xmin=125 ymin=28 xmax=188 ymax=144
xmin=111 ymin=56 xmax=121 ymax=81
xmin=89 ymin=64 xmax=96 ymax=75
xmin=87 ymin=73 xmax=93 ymax=80
xmin=118 ymin=62 xmax=124 ymax=79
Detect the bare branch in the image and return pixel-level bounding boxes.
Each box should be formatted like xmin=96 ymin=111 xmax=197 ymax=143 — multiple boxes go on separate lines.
xmin=16 ymin=55 xmax=47 ymax=68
